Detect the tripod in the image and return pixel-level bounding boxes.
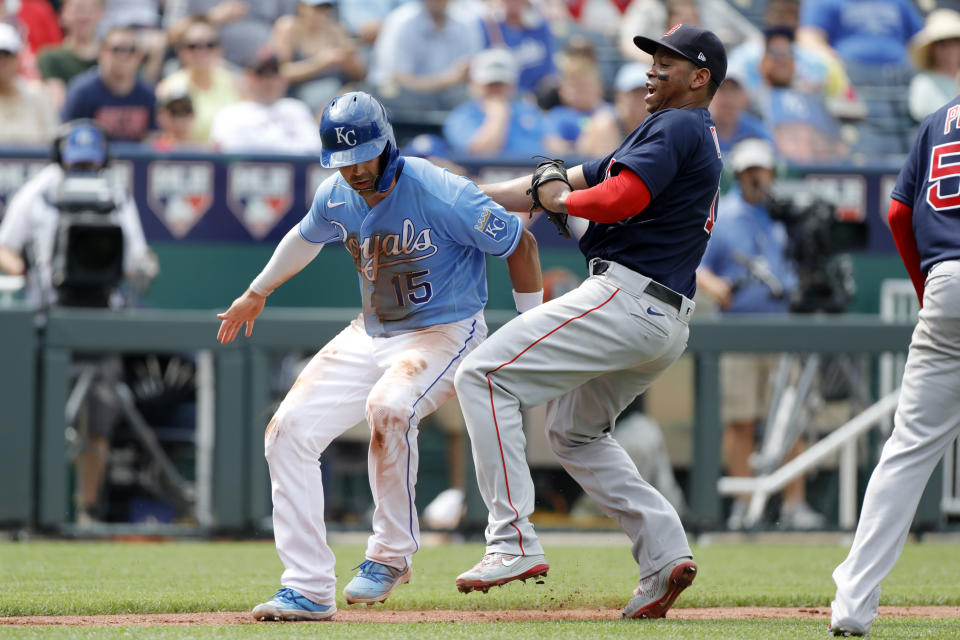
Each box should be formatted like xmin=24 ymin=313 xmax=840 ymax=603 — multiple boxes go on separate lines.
xmin=66 ymin=357 xmax=196 ymax=523
xmin=732 ymin=351 xmax=872 ymax=529
xmin=724 ymin=252 xmax=870 ymax=528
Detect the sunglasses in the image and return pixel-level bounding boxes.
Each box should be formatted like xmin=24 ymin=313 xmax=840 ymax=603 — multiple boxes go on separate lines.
xmin=765 ymin=46 xmax=793 ymax=59
xmin=184 ymin=40 xmax=219 ymax=51
xmin=108 ymin=45 xmax=139 ymax=55
xmin=167 ymin=106 xmax=194 ymax=117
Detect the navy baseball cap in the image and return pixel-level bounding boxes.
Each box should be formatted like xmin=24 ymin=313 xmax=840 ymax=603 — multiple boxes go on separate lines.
xmin=634 ymin=23 xmax=727 ymax=86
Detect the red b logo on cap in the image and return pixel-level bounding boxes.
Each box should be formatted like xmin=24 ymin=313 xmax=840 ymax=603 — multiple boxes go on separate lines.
xmin=663 ymin=23 xmax=682 ymax=37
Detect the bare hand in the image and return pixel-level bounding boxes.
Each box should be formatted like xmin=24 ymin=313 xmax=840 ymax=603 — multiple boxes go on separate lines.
xmin=714 ymin=283 xmax=733 ymax=310
xmin=216 ymin=289 xmax=266 ymax=344
xmin=482 ymin=96 xmax=511 ymax=118
xmin=449 ymin=60 xmax=470 ymax=84
xmin=696 ymin=268 xmax=734 ymax=310
xmin=209 ymin=0 xmax=248 ymax=24
xmin=357 ymin=22 xmax=381 ymax=46
xmin=708 ymin=277 xmax=734 ymax=309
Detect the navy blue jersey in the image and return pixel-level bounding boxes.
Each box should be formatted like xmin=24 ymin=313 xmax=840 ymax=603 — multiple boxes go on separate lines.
xmin=891 ymin=95 xmax=960 ymax=274
xmin=579 ymin=107 xmax=723 ymax=298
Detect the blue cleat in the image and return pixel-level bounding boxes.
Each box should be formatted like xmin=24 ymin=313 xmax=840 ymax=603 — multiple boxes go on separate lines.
xmin=343 ymin=559 xmax=412 ymax=605
xmin=251 ymin=587 xmax=336 ymax=621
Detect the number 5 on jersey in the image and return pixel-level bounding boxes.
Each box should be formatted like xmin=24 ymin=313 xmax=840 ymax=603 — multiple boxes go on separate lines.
xmin=391 ymin=269 xmax=433 ymax=307
xmin=927 ymin=142 xmax=960 ymax=211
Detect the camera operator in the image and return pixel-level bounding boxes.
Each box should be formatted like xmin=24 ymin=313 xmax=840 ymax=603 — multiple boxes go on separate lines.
xmin=696 ymin=137 xmax=826 ymax=530
xmin=0 ymin=119 xmax=155 ymax=525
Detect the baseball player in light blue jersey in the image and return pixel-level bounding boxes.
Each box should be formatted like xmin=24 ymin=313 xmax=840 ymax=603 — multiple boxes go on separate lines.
xmin=216 ymin=91 xmax=542 ymax=622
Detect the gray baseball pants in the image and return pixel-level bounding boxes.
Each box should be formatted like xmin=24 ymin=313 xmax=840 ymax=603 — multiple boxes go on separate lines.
xmin=832 ymin=259 xmax=960 ymax=633
xmin=454 ymin=259 xmax=694 ymax=577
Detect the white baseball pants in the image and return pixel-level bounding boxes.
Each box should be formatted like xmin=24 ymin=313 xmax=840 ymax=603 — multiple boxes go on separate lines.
xmin=265 ymin=311 xmax=486 ymax=605
xmin=454 ymin=260 xmax=694 ymax=577
xmin=832 ymin=260 xmax=960 ymax=633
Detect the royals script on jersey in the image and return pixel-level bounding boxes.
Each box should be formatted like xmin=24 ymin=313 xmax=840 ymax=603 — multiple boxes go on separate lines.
xmin=891 ymin=95 xmax=960 ymax=272
xmin=300 ymin=157 xmax=523 ymax=336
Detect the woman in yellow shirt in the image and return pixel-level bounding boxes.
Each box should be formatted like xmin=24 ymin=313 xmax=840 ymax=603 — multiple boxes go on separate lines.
xmin=157 ymin=15 xmax=240 ymax=143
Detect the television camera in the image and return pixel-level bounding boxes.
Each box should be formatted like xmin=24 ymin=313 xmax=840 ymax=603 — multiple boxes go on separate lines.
xmin=50 ymin=170 xmax=125 ymax=308
xmin=765 ymin=185 xmax=868 ymax=313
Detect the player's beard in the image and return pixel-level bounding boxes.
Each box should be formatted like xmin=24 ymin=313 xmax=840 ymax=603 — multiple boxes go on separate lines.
xmin=351 ymin=148 xmax=390 ymax=192
xmin=351 ymin=175 xmax=378 ymax=192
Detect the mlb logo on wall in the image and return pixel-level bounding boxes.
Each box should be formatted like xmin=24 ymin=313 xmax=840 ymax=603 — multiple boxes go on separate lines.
xmin=227 ymin=163 xmax=293 ymax=240
xmin=147 ymin=162 xmax=214 ymax=239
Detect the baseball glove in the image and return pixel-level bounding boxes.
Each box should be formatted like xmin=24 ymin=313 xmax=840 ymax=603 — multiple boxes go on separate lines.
xmin=526 ymin=157 xmax=572 ymax=239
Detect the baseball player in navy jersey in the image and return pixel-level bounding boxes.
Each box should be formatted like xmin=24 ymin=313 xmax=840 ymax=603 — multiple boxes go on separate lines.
xmin=829 ymin=97 xmax=960 ymax=637
xmin=452 ymin=24 xmax=725 ymax=619
xmin=216 ymin=91 xmax=542 ymax=621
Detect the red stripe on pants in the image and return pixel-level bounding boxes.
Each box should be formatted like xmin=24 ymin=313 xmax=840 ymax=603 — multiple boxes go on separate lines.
xmin=483 ymin=288 xmax=620 ymax=554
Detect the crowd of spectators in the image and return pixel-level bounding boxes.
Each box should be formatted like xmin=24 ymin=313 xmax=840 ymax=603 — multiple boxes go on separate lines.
xmin=0 ymin=0 xmax=954 ymax=162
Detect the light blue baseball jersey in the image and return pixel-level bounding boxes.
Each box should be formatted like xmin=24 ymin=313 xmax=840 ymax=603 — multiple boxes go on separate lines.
xmin=299 ymin=156 xmax=523 ymax=336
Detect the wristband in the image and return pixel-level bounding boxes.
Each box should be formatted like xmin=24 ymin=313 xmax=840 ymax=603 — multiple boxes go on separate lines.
xmin=513 ymin=289 xmax=543 ymax=314
xmin=248 ymin=278 xmax=272 ymax=297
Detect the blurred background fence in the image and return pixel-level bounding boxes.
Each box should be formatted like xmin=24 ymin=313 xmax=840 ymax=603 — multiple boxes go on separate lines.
xmin=0 ymin=304 xmax=925 ymax=535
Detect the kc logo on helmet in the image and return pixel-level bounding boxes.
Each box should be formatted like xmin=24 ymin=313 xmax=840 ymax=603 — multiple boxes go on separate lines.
xmin=227 ymin=163 xmax=293 ymax=240
xmin=147 ymin=161 xmax=214 ymax=239
xmin=334 ymin=127 xmax=357 ymax=146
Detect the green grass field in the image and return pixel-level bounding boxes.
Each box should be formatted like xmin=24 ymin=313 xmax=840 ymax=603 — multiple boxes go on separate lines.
xmin=1 ymin=540 xmax=958 ymax=638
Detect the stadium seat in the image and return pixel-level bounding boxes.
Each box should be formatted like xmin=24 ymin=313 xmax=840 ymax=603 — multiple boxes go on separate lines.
xmin=844 ymin=61 xmax=916 ymax=155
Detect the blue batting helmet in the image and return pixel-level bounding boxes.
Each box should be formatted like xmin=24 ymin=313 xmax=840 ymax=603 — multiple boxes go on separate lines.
xmin=319 ymin=91 xmax=400 ymax=194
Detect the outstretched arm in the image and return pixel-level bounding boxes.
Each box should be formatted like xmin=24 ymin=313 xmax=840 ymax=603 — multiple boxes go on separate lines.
xmin=481 ymin=165 xmax=588 ymax=213
xmin=537 ymin=166 xmax=651 ymax=223
xmin=216 ymin=226 xmax=323 ymax=344
xmin=505 ymin=228 xmax=543 ymax=312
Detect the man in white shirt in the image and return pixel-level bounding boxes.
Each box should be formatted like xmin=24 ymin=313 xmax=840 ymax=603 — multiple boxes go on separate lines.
xmin=0 ymin=119 xmax=154 ymax=526
xmin=368 ymin=0 xmax=484 ymax=110
xmin=0 ymin=23 xmax=58 ymax=146
xmin=0 ymin=120 xmax=150 ymax=308
xmin=210 ymin=47 xmax=322 ymax=154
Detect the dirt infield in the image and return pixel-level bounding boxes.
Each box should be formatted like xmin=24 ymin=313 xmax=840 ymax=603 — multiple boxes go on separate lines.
xmin=2 ymin=606 xmax=958 ymax=626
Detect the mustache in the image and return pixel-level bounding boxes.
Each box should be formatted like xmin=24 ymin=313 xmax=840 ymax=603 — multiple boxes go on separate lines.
xmin=350 ymin=175 xmax=379 ymax=192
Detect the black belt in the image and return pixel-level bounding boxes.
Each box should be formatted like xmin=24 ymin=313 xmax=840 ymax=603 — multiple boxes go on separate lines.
xmin=590 ymin=260 xmax=683 ymax=311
